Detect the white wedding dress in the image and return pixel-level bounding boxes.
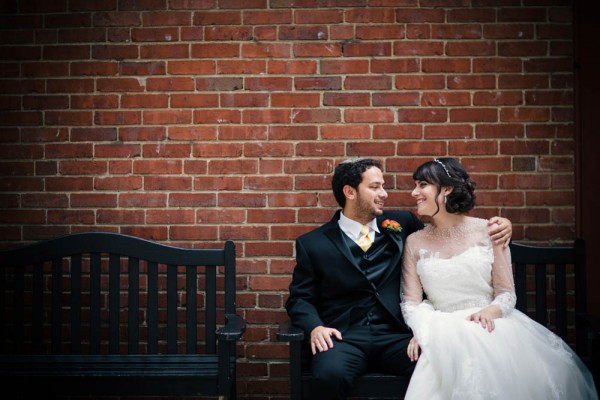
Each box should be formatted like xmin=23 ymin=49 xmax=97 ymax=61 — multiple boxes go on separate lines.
xmin=401 ymin=217 xmax=598 ymax=400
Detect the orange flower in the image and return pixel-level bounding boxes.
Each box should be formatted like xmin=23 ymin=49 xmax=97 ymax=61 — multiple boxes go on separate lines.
xmin=382 ymin=219 xmax=402 ymax=232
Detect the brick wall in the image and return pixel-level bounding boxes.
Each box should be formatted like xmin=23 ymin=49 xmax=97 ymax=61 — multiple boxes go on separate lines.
xmin=0 ymin=1 xmax=575 ymax=398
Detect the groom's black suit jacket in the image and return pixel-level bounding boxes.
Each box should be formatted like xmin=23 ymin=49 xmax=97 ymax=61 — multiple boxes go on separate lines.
xmin=286 ymin=209 xmax=424 ymax=336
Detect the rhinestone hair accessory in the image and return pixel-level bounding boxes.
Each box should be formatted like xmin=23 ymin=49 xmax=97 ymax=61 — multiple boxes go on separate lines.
xmin=433 ymin=159 xmax=451 ymax=178
xmin=340 ymin=157 xmax=364 ymax=164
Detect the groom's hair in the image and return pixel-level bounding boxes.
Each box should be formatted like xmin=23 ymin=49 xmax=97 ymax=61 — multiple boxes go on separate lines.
xmin=332 ymin=158 xmax=382 ymax=208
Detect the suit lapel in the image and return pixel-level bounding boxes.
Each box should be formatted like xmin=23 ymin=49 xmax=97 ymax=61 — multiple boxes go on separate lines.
xmin=376 ymin=215 xmax=405 ymax=282
xmin=323 ymin=219 xmax=362 ymax=271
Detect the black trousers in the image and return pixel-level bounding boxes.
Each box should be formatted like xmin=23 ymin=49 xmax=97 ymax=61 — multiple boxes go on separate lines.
xmin=309 ymin=324 xmax=414 ymax=400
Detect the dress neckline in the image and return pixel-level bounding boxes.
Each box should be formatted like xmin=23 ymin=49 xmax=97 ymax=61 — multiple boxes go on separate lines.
xmin=425 ymin=217 xmax=478 ymax=238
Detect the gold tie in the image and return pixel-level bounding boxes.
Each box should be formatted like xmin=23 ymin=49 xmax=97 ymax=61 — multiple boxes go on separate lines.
xmin=357 ymin=225 xmax=373 ymax=252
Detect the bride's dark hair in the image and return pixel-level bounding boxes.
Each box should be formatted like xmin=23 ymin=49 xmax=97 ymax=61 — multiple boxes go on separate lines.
xmin=412 ymin=157 xmax=476 ymax=215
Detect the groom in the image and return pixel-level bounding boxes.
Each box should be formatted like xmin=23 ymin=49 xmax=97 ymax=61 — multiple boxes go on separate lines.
xmin=285 ymin=158 xmax=512 ymax=399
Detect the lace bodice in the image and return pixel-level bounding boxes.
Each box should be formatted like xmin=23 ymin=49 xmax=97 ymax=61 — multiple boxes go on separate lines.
xmin=401 ymin=217 xmax=516 ymax=324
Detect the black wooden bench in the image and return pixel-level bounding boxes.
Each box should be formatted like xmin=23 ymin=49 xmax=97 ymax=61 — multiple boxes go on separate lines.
xmin=0 ymin=232 xmax=245 ymax=398
xmin=278 ymin=238 xmax=592 ymax=399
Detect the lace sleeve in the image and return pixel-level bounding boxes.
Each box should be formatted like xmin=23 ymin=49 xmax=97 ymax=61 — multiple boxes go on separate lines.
xmin=401 ymin=238 xmax=433 ymax=325
xmin=490 ymin=239 xmax=516 ymax=316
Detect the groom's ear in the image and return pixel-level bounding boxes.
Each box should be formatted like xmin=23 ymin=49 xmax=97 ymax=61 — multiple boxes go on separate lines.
xmin=343 ymin=185 xmax=355 ymax=200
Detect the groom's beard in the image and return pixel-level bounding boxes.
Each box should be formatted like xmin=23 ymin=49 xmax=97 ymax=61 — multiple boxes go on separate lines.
xmin=355 ymin=192 xmax=383 ymax=219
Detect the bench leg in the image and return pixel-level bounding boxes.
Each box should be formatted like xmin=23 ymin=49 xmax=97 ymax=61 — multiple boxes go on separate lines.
xmin=289 ymin=340 xmax=302 ymax=400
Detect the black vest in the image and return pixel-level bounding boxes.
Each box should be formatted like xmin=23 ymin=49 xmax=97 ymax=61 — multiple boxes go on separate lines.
xmin=343 ymin=232 xmax=396 ymax=326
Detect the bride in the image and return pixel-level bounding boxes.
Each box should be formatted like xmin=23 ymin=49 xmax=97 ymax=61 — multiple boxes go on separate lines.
xmin=401 ymin=157 xmax=597 ymax=400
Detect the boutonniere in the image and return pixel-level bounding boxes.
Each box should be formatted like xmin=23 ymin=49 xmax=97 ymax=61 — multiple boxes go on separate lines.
xmin=382 ymin=219 xmax=402 ymax=233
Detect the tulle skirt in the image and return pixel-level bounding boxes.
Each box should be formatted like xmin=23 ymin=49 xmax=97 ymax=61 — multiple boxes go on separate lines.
xmin=405 ymin=307 xmax=598 ymax=400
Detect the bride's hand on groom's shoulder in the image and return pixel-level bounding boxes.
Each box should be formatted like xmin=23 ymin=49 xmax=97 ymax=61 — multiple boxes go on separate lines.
xmin=488 ymin=217 xmax=512 ymax=248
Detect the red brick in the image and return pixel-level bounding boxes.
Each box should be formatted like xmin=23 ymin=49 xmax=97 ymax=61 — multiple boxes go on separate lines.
xmin=48 ymin=209 xmax=95 ymax=224
xmin=146 ymin=77 xmax=195 ymax=91
xmin=247 ymin=209 xmax=295 ymax=224
xmin=218 ymin=193 xmax=266 ymax=208
xmin=271 ymin=93 xmax=320 ymax=108
xmin=244 ymin=176 xmax=293 ymax=191
xmin=268 ymin=60 xmax=317 ymax=75
xmin=20 ymin=127 xmax=68 ymax=143
xmin=170 ymin=225 xmax=219 ymax=241
xmin=143 ymin=11 xmax=192 ymax=26
xmin=345 ymin=109 xmax=394 ymax=123
xmin=45 ymin=143 xmax=94 ymax=158
xmin=268 ymin=193 xmax=319 ymax=208
xmin=46 ymin=176 xmax=95 ymax=191
xmin=59 ymin=160 xmax=107 ymax=175
xmin=22 ymin=62 xmax=69 ymax=77
xmin=245 ymin=241 xmax=293 ymax=257
xmin=133 ymin=159 xmax=182 ymax=175
xmin=500 ymin=174 xmax=551 ymax=189
xmin=323 ymin=93 xmax=370 ymax=106
xmin=220 ymin=93 xmax=269 ymax=108
xmin=293 ymin=43 xmax=342 ymax=58
xmin=398 ymin=108 xmax=447 ymax=123
xmin=296 ymin=142 xmax=344 ymax=156
xmin=72 ymin=95 xmax=119 ymax=109
xmin=193 ymin=142 xmax=243 ymax=158
xmin=143 ymin=109 xmax=193 ymax=125
xmin=144 ymin=176 xmax=192 ymax=191
xmin=70 ymin=193 xmax=117 ymax=208
xmin=498 ymin=74 xmax=549 ymax=89
xmin=196 ymin=209 xmax=245 ymax=224
xmin=243 ymin=109 xmax=290 ymax=124
xmin=21 ymin=193 xmax=68 ymax=208
xmin=204 ymin=26 xmax=252 ymax=41
xmin=220 ymin=225 xmax=269 ymax=240
xmin=394 ymin=41 xmax=443 ymax=56
xmin=94 ymin=176 xmax=143 ymax=191
xmin=194 ymin=109 xmax=241 ymax=124
xmin=208 ymin=159 xmax=258 ymax=175
xmin=425 ymin=124 xmax=473 ymax=139
xmin=357 ymin=24 xmax=404 ymax=39
xmin=450 ymin=108 xmax=497 ymax=122
xmin=142 ymin=208 xmax=196 ymax=225
xmin=169 ymin=193 xmax=217 ymax=207
xmin=191 ymin=43 xmax=239 ymax=59
xmin=295 ymin=9 xmax=343 ymax=24
xmin=119 ymin=127 xmax=166 ymax=141
xmin=242 ymin=42 xmax=291 ymax=58
xmin=118 ymin=61 xmax=165 ymax=76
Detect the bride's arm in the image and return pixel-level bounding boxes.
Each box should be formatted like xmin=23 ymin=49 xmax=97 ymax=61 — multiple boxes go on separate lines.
xmin=490 ymin=239 xmax=517 ymax=315
xmin=401 ymin=237 xmax=430 ymax=325
xmin=468 ymin=238 xmax=517 ymax=332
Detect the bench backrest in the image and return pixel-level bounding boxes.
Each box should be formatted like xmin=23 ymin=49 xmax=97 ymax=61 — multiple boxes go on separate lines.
xmin=0 ymin=232 xmax=236 ymax=356
xmin=510 ymin=238 xmax=586 ymax=354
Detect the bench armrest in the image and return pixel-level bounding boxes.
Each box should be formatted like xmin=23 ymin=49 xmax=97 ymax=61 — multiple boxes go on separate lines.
xmin=217 ymin=314 xmax=246 ymax=341
xmin=277 ymin=318 xmax=304 ymax=342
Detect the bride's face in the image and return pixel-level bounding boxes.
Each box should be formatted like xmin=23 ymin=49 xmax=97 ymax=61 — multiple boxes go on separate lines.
xmin=411 ymin=180 xmax=445 ymax=217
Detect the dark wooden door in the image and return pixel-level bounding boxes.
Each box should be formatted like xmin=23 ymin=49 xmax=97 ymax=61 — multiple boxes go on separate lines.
xmin=575 ymin=0 xmax=600 ymax=314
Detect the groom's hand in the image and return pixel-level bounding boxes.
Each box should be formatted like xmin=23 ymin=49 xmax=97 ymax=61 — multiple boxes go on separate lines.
xmin=310 ymin=326 xmax=342 ymax=355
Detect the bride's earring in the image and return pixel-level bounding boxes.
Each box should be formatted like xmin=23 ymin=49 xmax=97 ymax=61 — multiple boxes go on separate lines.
xmin=444 ymin=195 xmax=447 ymax=204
